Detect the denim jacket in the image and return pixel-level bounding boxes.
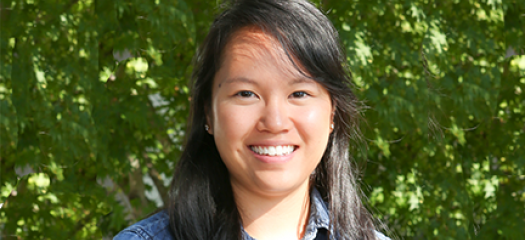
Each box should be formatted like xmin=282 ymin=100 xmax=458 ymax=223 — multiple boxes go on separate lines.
xmin=114 ymin=188 xmax=390 ymax=240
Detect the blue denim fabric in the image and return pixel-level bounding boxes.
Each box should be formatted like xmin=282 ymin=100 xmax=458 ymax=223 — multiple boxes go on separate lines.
xmin=113 ymin=188 xmax=390 ymax=240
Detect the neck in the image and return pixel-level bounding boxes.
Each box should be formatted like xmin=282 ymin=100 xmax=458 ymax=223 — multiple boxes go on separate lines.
xmin=232 ymin=181 xmax=311 ymax=240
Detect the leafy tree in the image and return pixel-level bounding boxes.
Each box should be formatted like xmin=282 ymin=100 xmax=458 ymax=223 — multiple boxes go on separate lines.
xmin=0 ymin=0 xmax=523 ymax=239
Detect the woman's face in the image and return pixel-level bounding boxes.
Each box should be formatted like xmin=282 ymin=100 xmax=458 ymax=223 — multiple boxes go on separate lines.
xmin=209 ymin=28 xmax=333 ymax=197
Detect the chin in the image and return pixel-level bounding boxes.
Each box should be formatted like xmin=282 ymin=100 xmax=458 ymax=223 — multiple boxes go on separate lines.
xmin=252 ymin=173 xmax=308 ymax=195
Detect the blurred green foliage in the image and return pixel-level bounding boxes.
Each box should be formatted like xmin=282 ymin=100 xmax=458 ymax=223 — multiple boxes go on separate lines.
xmin=0 ymin=0 xmax=524 ymax=239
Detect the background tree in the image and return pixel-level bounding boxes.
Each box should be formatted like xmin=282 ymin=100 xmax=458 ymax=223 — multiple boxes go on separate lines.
xmin=0 ymin=0 xmax=523 ymax=239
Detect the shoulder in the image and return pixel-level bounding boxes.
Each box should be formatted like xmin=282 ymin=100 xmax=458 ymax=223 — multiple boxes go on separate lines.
xmin=113 ymin=210 xmax=173 ymax=240
xmin=310 ymin=188 xmax=391 ymax=240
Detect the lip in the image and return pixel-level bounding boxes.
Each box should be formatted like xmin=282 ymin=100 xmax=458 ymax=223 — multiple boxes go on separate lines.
xmin=247 ymin=144 xmax=298 ymax=164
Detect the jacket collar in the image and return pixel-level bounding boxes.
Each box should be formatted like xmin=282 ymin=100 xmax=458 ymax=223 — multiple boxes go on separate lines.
xmin=242 ymin=187 xmax=330 ymax=240
xmin=302 ymin=187 xmax=330 ymax=239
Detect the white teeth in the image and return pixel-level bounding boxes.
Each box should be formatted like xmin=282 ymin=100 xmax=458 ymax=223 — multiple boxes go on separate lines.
xmin=268 ymin=146 xmax=276 ymax=156
xmin=250 ymin=145 xmax=295 ymax=156
xmin=287 ymin=145 xmax=293 ymax=153
xmin=276 ymin=146 xmax=282 ymax=156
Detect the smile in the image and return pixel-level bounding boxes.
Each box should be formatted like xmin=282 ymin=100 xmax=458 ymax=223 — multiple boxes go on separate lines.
xmin=250 ymin=145 xmax=296 ymax=156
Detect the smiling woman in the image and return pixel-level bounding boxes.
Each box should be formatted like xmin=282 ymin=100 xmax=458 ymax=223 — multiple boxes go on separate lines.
xmin=210 ymin=29 xmax=334 ymax=201
xmin=114 ymin=0 xmax=390 ymax=239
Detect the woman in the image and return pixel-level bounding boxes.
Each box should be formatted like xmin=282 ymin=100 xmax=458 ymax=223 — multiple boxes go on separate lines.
xmin=115 ymin=0 xmax=390 ymax=239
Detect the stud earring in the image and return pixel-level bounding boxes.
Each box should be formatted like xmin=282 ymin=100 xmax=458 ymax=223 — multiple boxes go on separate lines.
xmin=330 ymin=123 xmax=334 ymax=130
xmin=204 ymin=124 xmax=210 ymax=131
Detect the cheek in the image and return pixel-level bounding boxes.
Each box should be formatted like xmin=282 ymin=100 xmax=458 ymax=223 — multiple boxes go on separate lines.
xmin=293 ymin=104 xmax=332 ymax=149
xmin=213 ymin=104 xmax=255 ymax=145
xmin=297 ymin=105 xmax=331 ymax=128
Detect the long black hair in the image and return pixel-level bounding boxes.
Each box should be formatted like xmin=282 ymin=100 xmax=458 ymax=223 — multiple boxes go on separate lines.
xmin=168 ymin=0 xmax=376 ymax=239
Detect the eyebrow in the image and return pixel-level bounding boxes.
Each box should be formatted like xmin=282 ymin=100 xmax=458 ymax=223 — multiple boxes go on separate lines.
xmin=218 ymin=77 xmax=316 ymax=88
xmin=289 ymin=77 xmax=316 ymax=86
xmin=219 ymin=77 xmax=258 ymax=88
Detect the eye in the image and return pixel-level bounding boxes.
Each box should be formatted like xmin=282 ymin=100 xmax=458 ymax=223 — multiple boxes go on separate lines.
xmin=290 ymin=91 xmax=309 ymax=98
xmin=235 ymin=90 xmax=256 ymax=98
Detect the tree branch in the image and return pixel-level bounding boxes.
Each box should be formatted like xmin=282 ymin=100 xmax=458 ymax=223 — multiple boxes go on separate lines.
xmin=144 ymin=157 xmax=169 ymax=207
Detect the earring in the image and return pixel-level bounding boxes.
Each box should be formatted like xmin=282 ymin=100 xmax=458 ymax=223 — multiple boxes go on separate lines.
xmin=204 ymin=124 xmax=210 ymax=131
xmin=330 ymin=123 xmax=334 ymax=130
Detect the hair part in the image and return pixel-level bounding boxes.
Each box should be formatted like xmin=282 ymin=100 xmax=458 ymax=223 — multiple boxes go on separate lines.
xmin=168 ymin=0 xmax=376 ymax=239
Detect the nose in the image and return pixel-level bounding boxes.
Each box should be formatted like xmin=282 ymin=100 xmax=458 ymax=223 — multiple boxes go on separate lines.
xmin=257 ymin=98 xmax=291 ymax=134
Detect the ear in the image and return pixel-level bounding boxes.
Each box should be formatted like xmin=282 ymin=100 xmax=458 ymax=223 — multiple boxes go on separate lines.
xmin=205 ymin=105 xmax=213 ymax=135
xmin=329 ymin=105 xmax=336 ymax=133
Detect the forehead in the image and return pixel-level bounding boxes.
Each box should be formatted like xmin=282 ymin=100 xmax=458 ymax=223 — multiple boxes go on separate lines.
xmin=219 ymin=27 xmax=306 ymax=78
xmin=224 ymin=27 xmax=280 ymax=59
